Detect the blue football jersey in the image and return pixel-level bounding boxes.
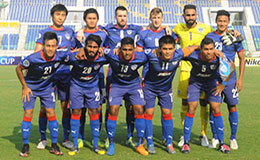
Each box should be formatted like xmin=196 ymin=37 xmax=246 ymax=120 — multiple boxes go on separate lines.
xmin=206 ymin=31 xmax=244 ymax=81
xmin=136 ymin=28 xmax=178 ymax=49
xmin=68 ymin=52 xmax=108 ymax=88
xmin=103 ymin=48 xmax=147 ymax=86
xmin=101 ymin=23 xmax=142 ymax=48
xmin=36 ymin=26 xmax=77 ymax=75
xmin=185 ymin=50 xmax=220 ymax=83
xmin=144 ymin=48 xmax=184 ymax=91
xmin=20 ymin=50 xmax=69 ymax=91
xmin=75 ymin=26 xmax=108 ymax=48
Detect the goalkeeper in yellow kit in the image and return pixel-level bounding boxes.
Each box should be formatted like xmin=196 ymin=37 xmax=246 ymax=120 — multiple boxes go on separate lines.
xmin=173 ymin=4 xmax=213 ymax=147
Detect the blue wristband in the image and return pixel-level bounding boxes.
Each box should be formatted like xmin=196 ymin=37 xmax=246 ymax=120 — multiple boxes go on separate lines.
xmin=221 ymin=81 xmax=227 ymax=86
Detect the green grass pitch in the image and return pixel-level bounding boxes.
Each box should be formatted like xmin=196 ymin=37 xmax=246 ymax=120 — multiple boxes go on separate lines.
xmin=0 ymin=66 xmax=259 ymax=160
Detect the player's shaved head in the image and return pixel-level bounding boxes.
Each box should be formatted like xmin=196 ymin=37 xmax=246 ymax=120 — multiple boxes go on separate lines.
xmin=216 ymin=10 xmax=230 ymax=22
xmin=159 ymin=35 xmax=175 ymax=48
xmin=115 ymin=6 xmax=128 ymax=15
xmin=121 ymin=37 xmax=134 ymax=48
xmin=85 ymin=34 xmax=102 ymax=48
xmin=50 ymin=4 xmax=68 ymax=16
xmin=183 ymin=4 xmax=196 ymax=13
xmin=43 ymin=32 xmax=58 ymax=45
xmin=83 ymin=8 xmax=99 ymax=21
xmin=200 ymin=37 xmax=214 ymax=49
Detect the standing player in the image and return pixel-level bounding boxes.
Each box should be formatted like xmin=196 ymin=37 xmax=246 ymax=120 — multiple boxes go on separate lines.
xmin=104 ymin=37 xmax=148 ymax=156
xmin=143 ymin=35 xmax=199 ymax=154
xmin=75 ymin=8 xmax=107 ymax=149
xmin=135 ymin=8 xmax=177 ymax=152
xmin=35 ymin=4 xmax=76 ymax=149
xmin=17 ymin=32 xmax=67 ymax=157
xmin=67 ymin=35 xmax=107 ymax=156
xmin=181 ymin=37 xmax=233 ymax=154
xmin=173 ymin=4 xmax=213 ymax=147
xmin=206 ymin=10 xmax=245 ymax=150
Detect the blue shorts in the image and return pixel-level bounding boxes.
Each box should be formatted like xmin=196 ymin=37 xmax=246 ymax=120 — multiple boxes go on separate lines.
xmin=23 ymin=87 xmax=56 ymax=110
xmin=222 ymin=81 xmax=239 ymax=106
xmin=109 ymin=84 xmax=145 ymax=106
xmin=187 ymin=79 xmax=222 ymax=103
xmin=53 ymin=73 xmax=71 ymax=101
xmin=144 ymin=85 xmax=173 ymax=109
xmin=70 ymin=84 xmax=100 ymax=110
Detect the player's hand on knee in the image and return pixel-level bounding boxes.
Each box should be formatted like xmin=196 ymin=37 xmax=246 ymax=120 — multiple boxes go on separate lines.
xmin=212 ymin=81 xmax=225 ymax=96
xmin=22 ymin=86 xmax=33 ymax=102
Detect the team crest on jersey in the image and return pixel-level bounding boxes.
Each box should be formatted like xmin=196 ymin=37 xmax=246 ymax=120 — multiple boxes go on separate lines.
xmin=131 ymin=64 xmax=137 ymax=70
xmin=104 ymin=48 xmax=110 ymax=54
xmin=210 ymin=64 xmax=216 ymax=70
xmin=54 ymin=62 xmax=60 ymax=68
xmin=23 ymin=59 xmax=30 ymax=67
xmin=171 ymin=61 xmax=178 ymax=65
xmin=65 ymin=32 xmax=71 ymax=40
xmin=198 ymin=27 xmax=204 ymax=33
xmin=94 ymin=64 xmax=100 ymax=70
xmin=127 ymin=30 xmax=132 ymax=35
xmin=144 ymin=49 xmax=151 ymax=54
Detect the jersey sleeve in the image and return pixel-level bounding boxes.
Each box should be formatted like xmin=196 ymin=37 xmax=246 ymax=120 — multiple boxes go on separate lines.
xmin=136 ymin=32 xmax=145 ymax=48
xmin=20 ymin=56 xmax=31 ymax=69
xmin=171 ymin=31 xmax=178 ymax=41
xmin=235 ymin=42 xmax=244 ymax=53
xmin=36 ymin=30 xmax=44 ymax=44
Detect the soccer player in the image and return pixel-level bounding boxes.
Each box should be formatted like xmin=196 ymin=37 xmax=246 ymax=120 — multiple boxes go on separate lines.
xmin=181 ymin=37 xmax=233 ymax=154
xmin=206 ymin=10 xmax=245 ymax=150
xmin=104 ymin=37 xmax=148 ymax=156
xmin=17 ymin=32 xmax=67 ymax=157
xmin=75 ymin=8 xmax=107 ymax=149
xmin=35 ymin=4 xmax=76 ymax=149
xmin=67 ymin=35 xmax=107 ymax=156
xmin=173 ymin=4 xmax=213 ymax=147
xmin=143 ymin=35 xmax=199 ymax=154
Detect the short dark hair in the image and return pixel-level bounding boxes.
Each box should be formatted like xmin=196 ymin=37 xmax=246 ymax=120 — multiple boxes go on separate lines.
xmin=50 ymin=4 xmax=68 ymax=16
xmin=183 ymin=4 xmax=196 ymax=13
xmin=115 ymin=6 xmax=128 ymax=15
xmin=85 ymin=34 xmax=102 ymax=47
xmin=159 ymin=35 xmax=175 ymax=48
xmin=200 ymin=37 xmax=214 ymax=49
xmin=83 ymin=8 xmax=99 ymax=21
xmin=43 ymin=32 xmax=58 ymax=45
xmin=121 ymin=37 xmax=134 ymax=48
xmin=215 ymin=10 xmax=230 ymax=22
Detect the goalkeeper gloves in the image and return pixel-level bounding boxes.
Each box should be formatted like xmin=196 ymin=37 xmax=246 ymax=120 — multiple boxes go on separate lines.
xmin=221 ymin=30 xmax=244 ymax=46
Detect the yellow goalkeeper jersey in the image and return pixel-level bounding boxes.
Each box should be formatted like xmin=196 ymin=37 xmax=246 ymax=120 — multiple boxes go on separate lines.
xmin=173 ymin=22 xmax=213 ymax=71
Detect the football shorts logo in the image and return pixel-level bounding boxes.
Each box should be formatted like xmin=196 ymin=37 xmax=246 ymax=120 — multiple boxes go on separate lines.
xmin=198 ymin=27 xmax=204 ymax=33
xmin=127 ymin=30 xmax=132 ymax=35
xmin=104 ymin=48 xmax=110 ymax=54
xmin=131 ymin=64 xmax=137 ymax=70
xmin=23 ymin=59 xmax=30 ymax=67
xmin=65 ymin=32 xmax=71 ymax=40
xmin=54 ymin=62 xmax=60 ymax=68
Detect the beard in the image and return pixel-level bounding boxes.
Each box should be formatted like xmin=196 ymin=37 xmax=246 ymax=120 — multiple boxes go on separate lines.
xmin=185 ymin=19 xmax=196 ymax=27
xmin=84 ymin=48 xmax=98 ymax=59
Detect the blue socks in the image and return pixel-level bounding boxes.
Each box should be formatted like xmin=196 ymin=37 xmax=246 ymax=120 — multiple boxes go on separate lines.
xmin=48 ymin=115 xmax=59 ymax=144
xmin=229 ymin=108 xmax=238 ymax=140
xmin=213 ymin=112 xmax=224 ymax=144
xmin=21 ymin=116 xmax=32 ymax=144
xmin=70 ymin=114 xmax=81 ymax=148
xmin=162 ymin=113 xmax=173 ymax=146
xmin=184 ymin=112 xmax=194 ymax=144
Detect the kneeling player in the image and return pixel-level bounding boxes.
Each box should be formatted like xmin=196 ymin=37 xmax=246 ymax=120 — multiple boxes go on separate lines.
xmin=16 ymin=32 xmax=68 ymax=156
xmin=181 ymin=37 xmax=234 ymax=154
xmin=104 ymin=38 xmax=148 ymax=156
xmin=67 ymin=35 xmax=107 ymax=155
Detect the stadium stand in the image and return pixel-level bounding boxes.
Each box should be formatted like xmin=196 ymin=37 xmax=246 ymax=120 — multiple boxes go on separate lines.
xmin=1 ymin=34 xmax=19 ymax=50
xmin=229 ymin=0 xmax=260 ymax=24
xmin=250 ymin=26 xmax=260 ymax=51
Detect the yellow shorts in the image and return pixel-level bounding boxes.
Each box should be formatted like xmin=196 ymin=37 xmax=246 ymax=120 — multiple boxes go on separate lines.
xmin=177 ymin=61 xmax=205 ymax=99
